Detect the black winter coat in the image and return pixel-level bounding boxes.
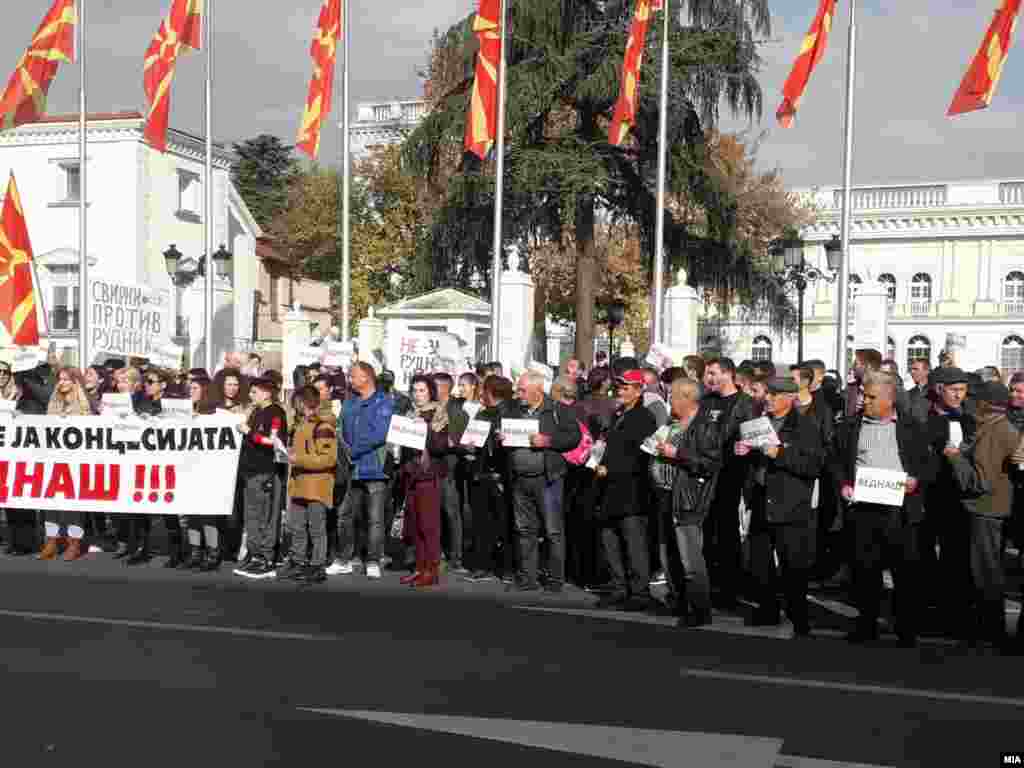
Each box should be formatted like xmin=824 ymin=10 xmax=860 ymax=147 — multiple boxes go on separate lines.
xmin=598 ymin=403 xmax=657 ymax=520
xmin=831 ymin=415 xmax=933 ymax=524
xmin=506 ymin=396 xmax=582 ymax=481
xmin=667 ymin=409 xmax=723 ymax=525
xmin=747 ymin=408 xmax=822 ymax=525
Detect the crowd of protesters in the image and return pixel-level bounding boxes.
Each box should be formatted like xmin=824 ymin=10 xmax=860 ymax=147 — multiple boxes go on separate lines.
xmin=1 ymin=345 xmax=1022 ymax=654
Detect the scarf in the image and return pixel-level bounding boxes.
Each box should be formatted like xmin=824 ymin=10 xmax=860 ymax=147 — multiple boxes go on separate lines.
xmin=414 ymin=400 xmax=448 ymax=433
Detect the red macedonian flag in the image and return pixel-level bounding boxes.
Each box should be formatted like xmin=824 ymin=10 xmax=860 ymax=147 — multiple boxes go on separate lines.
xmin=775 ymin=0 xmax=837 ymax=128
xmin=297 ymin=0 xmax=342 ymax=159
xmin=464 ymin=0 xmax=502 ymax=159
xmin=609 ymin=0 xmax=656 ymax=146
xmin=0 ymin=174 xmax=41 ymax=347
xmin=0 ymin=0 xmax=77 ymax=131
xmin=948 ymin=0 xmax=1022 ymax=116
xmin=144 ymin=0 xmax=203 ymax=152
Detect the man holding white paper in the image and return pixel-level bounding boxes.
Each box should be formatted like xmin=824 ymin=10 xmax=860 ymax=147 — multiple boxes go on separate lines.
xmin=832 ymin=372 xmax=930 ymax=646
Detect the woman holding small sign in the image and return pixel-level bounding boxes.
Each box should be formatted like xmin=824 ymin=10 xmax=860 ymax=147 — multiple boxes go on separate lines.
xmin=397 ymin=375 xmax=450 ymax=588
xmin=38 ymin=368 xmax=92 ymax=562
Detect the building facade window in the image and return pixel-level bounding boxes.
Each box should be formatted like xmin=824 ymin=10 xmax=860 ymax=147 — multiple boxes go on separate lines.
xmin=57 ymin=162 xmax=80 ymax=202
xmin=51 ymin=285 xmax=80 ymax=331
xmin=1001 ymin=335 xmax=1024 ymax=375
xmin=906 ymin=335 xmax=931 ymax=372
xmin=879 ymin=273 xmax=897 ymax=303
xmin=1002 ymin=271 xmax=1024 ymax=314
xmin=910 ymin=273 xmax=932 ymax=315
xmin=751 ymin=335 xmax=772 ymax=362
xmin=177 ymin=171 xmax=202 ymax=220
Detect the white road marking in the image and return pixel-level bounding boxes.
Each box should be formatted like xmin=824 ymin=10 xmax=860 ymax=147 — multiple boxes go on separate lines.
xmin=680 ymin=668 xmax=1024 ymax=708
xmin=775 ymin=757 xmax=895 ymax=768
xmin=297 ymin=709 xmax=784 ymax=767
xmin=0 ymin=608 xmax=333 ymax=642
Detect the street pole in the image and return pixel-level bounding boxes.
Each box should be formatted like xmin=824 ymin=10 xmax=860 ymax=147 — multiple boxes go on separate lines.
xmin=797 ymin=280 xmax=805 ymax=364
xmin=835 ymin=0 xmax=856 ymax=380
xmin=489 ymin=0 xmax=509 ymax=363
xmin=77 ymin=0 xmax=88 ymax=367
xmin=203 ymin=0 xmax=214 ymax=373
xmin=340 ymin=0 xmax=351 ymax=342
xmin=651 ymin=0 xmax=670 ymax=346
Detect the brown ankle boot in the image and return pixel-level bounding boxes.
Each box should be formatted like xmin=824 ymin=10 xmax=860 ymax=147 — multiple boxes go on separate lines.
xmin=63 ymin=538 xmax=83 ymax=562
xmin=38 ymin=537 xmax=61 ymax=561
xmin=413 ymin=560 xmax=440 ymax=588
xmin=400 ymin=560 xmax=423 ymax=586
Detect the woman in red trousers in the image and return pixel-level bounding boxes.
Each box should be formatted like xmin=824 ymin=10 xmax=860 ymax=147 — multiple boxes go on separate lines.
xmin=399 ymin=374 xmax=450 ymax=588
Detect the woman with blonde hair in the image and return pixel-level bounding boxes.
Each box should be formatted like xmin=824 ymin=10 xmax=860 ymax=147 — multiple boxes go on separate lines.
xmin=38 ymin=368 xmax=92 ymax=561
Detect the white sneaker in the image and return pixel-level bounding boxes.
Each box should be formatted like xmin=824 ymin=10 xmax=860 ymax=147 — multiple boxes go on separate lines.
xmin=366 ymin=562 xmax=382 ymax=580
xmin=325 ymin=559 xmax=353 ymax=576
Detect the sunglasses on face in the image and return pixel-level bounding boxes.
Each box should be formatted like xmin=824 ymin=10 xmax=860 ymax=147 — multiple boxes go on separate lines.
xmin=146 ymin=379 xmax=161 ymax=385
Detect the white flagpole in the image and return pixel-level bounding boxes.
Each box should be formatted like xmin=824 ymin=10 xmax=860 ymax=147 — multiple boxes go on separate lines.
xmin=340 ymin=0 xmax=351 ymax=342
xmin=77 ymin=0 xmax=88 ymax=366
xmin=489 ymin=0 xmax=509 ymax=362
xmin=651 ymin=0 xmax=669 ymax=345
xmin=835 ymin=0 xmax=856 ymax=379
xmin=204 ymin=0 xmax=214 ymax=373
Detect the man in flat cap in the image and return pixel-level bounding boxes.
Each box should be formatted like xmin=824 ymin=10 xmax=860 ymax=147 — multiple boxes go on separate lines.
xmin=944 ymin=381 xmax=1024 ymax=650
xmin=734 ymin=377 xmax=822 ymax=636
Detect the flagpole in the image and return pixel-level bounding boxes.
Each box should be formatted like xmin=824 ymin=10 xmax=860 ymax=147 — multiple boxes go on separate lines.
xmin=835 ymin=0 xmax=856 ymax=380
xmin=340 ymin=0 xmax=351 ymax=343
xmin=489 ymin=0 xmax=508 ymax=363
xmin=651 ymin=0 xmax=669 ymax=346
xmin=204 ymin=0 xmax=214 ymax=373
xmin=77 ymin=0 xmax=88 ymax=366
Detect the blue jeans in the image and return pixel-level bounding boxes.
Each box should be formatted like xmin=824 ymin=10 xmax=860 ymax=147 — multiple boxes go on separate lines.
xmin=512 ymin=475 xmax=564 ymax=587
xmin=337 ymin=480 xmax=388 ymax=564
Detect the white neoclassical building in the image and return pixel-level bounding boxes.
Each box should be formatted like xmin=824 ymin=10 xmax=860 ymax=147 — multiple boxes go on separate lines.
xmin=349 ymin=99 xmax=427 ymax=159
xmin=699 ymin=179 xmax=1024 ymax=376
xmin=0 ymin=111 xmax=261 ymax=366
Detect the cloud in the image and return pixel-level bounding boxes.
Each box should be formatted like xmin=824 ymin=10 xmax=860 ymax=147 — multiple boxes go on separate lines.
xmin=0 ymin=0 xmax=1020 ymax=187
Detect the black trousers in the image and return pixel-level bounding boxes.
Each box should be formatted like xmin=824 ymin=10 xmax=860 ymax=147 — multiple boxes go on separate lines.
xmin=748 ymin=514 xmax=814 ymax=631
xmin=467 ymin=472 xmax=510 ymax=575
xmin=601 ymin=515 xmax=650 ymax=598
xmin=705 ymin=468 xmax=744 ymax=601
xmin=850 ymin=505 xmax=922 ymax=638
xmin=566 ymin=471 xmax=604 ymax=588
xmin=5 ymin=508 xmax=37 ymax=553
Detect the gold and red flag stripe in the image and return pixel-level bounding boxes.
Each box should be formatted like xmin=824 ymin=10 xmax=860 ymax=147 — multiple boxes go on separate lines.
xmin=0 ymin=174 xmax=41 ymax=347
xmin=464 ymin=0 xmax=502 ymax=159
xmin=948 ymin=0 xmax=1022 ymax=116
xmin=143 ymin=0 xmax=203 ymax=152
xmin=608 ymin=0 xmax=655 ymax=146
xmin=297 ymin=0 xmax=342 ymax=159
xmin=0 ymin=0 xmax=77 ymax=131
xmin=775 ymin=0 xmax=837 ymax=128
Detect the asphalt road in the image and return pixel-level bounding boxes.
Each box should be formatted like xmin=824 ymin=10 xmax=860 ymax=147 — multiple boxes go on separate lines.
xmin=0 ymin=554 xmax=1021 ymax=768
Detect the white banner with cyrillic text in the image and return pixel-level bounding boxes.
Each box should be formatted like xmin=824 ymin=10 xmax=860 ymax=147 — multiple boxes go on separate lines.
xmin=0 ymin=415 xmax=242 ymax=515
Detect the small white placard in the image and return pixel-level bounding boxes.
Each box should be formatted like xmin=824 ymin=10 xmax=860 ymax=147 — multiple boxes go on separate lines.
xmin=272 ymin=434 xmax=290 ymax=464
xmin=642 ymin=425 xmax=672 ymax=456
xmin=12 ymin=348 xmax=41 ymax=373
xmin=461 ymin=419 xmax=492 ymax=448
xmin=322 ymin=341 xmax=354 ymax=369
xmin=947 ymin=421 xmax=964 ymax=448
xmin=0 ymin=399 xmax=16 ymax=418
xmin=853 ymin=467 xmax=908 ymax=507
xmin=586 ymin=439 xmax=607 ymax=470
xmin=160 ymin=398 xmax=193 ymax=421
xmin=387 ymin=414 xmax=428 ymax=451
xmin=463 ymin=401 xmax=482 ymax=420
xmin=739 ymin=417 xmax=780 ymax=449
xmin=101 ymin=392 xmax=134 ymax=419
xmin=298 ymin=346 xmax=323 ymax=367
xmin=501 ymin=418 xmax=540 ymax=448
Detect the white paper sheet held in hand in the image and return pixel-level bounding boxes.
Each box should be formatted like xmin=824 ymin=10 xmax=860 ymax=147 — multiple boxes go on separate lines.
xmin=586 ymin=440 xmax=607 ymax=470
xmin=501 ymin=418 xmax=539 ymax=448
xmin=462 ymin=402 xmax=482 ymax=421
xmin=461 ymin=419 xmax=492 ymax=448
xmin=947 ymin=421 xmax=964 ymax=449
xmin=102 ymin=392 xmax=134 ymax=420
xmin=272 ymin=434 xmax=290 ymax=464
xmin=387 ymin=415 xmax=428 ymax=451
xmin=739 ymin=417 xmax=780 ymax=449
xmin=160 ymin=398 xmax=194 ymax=421
xmin=853 ymin=467 xmax=908 ymax=507
xmin=641 ymin=425 xmax=672 ymax=456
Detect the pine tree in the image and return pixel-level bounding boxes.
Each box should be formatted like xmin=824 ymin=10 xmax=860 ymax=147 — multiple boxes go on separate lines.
xmin=405 ymin=0 xmax=792 ymax=363
xmin=232 ymin=134 xmax=299 ymax=230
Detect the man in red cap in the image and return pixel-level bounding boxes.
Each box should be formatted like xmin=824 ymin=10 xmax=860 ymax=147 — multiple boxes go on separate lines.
xmin=595 ymin=369 xmax=658 ymax=610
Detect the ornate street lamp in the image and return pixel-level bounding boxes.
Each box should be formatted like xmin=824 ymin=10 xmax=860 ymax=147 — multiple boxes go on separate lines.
xmin=604 ymin=300 xmax=627 ymax=363
xmin=770 ymin=234 xmax=839 ymax=363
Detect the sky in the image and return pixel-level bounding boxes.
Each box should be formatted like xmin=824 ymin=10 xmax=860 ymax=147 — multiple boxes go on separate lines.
xmin=2 ymin=0 xmax=1023 ymax=189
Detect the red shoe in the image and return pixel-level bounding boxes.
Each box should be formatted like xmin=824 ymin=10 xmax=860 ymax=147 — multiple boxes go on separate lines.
xmin=413 ymin=561 xmax=440 ymax=588
xmin=400 ymin=561 xmax=423 ymax=586
xmin=37 ymin=537 xmax=61 ymax=561
xmin=62 ymin=538 xmax=84 ymax=562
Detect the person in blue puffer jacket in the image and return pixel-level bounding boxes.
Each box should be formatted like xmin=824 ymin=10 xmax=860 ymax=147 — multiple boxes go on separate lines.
xmin=327 ymin=362 xmax=395 ymax=579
